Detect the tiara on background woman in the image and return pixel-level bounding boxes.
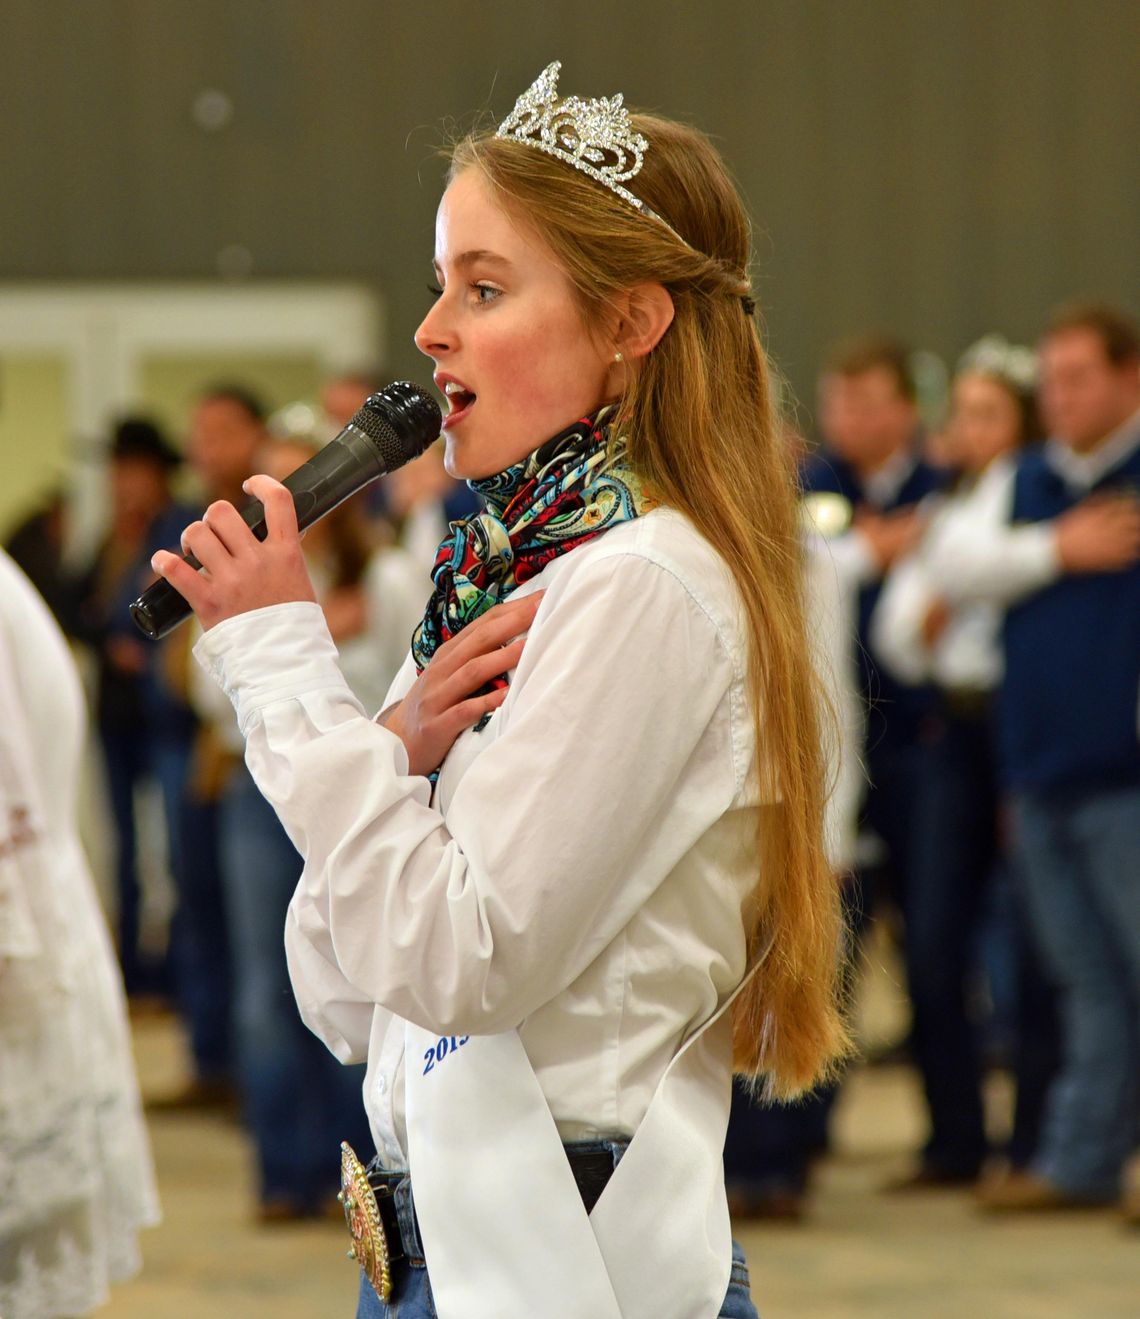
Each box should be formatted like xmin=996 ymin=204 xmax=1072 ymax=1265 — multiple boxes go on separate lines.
xmin=495 ymin=61 xmax=683 ymax=241
xmin=957 ymin=334 xmax=1037 ymax=392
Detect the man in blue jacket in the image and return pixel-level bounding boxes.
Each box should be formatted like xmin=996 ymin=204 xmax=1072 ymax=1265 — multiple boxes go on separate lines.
xmin=801 ymin=335 xmax=946 ymax=921
xmin=983 ymin=303 xmax=1140 ymax=1218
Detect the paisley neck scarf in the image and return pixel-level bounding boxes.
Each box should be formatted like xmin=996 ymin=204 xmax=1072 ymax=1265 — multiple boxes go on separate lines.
xmin=411 ymin=407 xmax=654 ymax=680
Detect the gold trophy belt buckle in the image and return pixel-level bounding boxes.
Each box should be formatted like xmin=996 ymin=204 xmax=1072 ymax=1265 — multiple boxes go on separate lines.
xmin=339 ymin=1141 xmax=393 ymax=1302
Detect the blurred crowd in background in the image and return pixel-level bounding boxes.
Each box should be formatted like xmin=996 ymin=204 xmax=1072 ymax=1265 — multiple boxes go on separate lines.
xmin=4 ymin=298 xmax=1138 ymax=1240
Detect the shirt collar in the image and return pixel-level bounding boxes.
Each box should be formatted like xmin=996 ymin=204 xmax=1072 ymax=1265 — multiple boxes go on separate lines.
xmin=1044 ymin=405 xmax=1140 ymax=491
xmin=863 ymin=446 xmax=919 ymax=508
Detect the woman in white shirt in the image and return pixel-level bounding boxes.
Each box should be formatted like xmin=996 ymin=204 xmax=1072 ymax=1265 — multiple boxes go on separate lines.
xmin=872 ymin=337 xmax=1045 ymax=695
xmin=871 ymin=338 xmax=1060 ymax=1187
xmin=154 ymin=62 xmax=848 ymax=1319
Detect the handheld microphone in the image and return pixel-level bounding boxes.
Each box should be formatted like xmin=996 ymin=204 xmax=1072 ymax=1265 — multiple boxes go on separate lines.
xmin=130 ymin=380 xmax=442 ymax=641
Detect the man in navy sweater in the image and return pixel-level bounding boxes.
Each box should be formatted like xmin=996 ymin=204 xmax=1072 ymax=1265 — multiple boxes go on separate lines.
xmin=802 ymin=336 xmax=946 ymax=920
xmin=982 ymin=304 xmax=1140 ymax=1216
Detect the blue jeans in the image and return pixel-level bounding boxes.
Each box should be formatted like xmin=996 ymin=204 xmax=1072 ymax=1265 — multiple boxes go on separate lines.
xmin=99 ymin=723 xmax=151 ymax=992
xmin=860 ymin=738 xmax=927 ymax=917
xmin=1012 ymin=782 xmax=1140 ymax=1198
xmin=220 ymin=766 xmax=371 ymax=1208
xmin=153 ymin=735 xmax=233 ymax=1080
xmin=905 ymin=711 xmax=994 ymax=1173
xmin=724 ymin=1074 xmax=833 ymax=1196
xmin=354 ymin=1240 xmax=758 ymax=1318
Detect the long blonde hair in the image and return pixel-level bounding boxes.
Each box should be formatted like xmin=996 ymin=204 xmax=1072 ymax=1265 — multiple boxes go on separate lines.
xmin=451 ymin=115 xmax=850 ymax=1099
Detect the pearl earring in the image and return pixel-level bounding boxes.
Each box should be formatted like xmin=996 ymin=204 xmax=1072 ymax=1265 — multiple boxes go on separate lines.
xmin=613 ymin=351 xmax=624 ymax=363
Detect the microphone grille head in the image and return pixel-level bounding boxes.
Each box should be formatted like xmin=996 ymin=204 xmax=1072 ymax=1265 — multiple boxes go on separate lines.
xmin=351 ymin=382 xmax=442 ymax=470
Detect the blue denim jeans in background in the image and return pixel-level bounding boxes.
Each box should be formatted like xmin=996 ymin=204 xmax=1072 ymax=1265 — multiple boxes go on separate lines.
xmin=1012 ymin=782 xmax=1140 ymax=1199
xmin=220 ymin=766 xmax=372 ymax=1208
xmin=99 ymin=724 xmax=151 ymax=993
xmin=355 ymin=1238 xmax=758 ymax=1318
xmin=723 ymin=1073 xmax=833 ymax=1199
xmin=904 ymin=709 xmax=995 ymax=1176
xmin=153 ymin=735 xmax=233 ymax=1081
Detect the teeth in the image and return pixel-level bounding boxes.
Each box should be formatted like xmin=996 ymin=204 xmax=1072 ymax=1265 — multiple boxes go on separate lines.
xmin=444 ymin=381 xmax=466 ymax=396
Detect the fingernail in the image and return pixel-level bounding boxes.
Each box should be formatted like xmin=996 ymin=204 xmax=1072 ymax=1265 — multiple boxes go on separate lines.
xmin=241 ymin=479 xmax=251 ymax=492
xmin=150 ymin=554 xmax=161 ymax=571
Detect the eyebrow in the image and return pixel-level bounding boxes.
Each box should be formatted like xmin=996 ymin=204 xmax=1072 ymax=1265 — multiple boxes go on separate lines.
xmin=432 ymin=250 xmax=515 ymax=275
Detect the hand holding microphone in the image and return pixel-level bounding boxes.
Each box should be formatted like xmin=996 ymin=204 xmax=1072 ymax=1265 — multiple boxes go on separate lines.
xmin=132 ymin=382 xmax=441 ymax=639
xmin=151 ymin=474 xmax=321 ymax=632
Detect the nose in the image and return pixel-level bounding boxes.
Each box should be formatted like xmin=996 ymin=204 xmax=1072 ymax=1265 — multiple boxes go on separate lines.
xmin=414 ymin=293 xmax=454 ymax=360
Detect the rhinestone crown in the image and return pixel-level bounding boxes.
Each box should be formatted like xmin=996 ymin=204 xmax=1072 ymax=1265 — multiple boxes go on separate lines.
xmin=495 ymin=61 xmax=681 ymax=241
xmin=957 ymin=334 xmax=1037 ymax=392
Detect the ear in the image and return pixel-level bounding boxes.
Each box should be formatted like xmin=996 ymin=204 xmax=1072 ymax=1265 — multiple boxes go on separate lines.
xmin=613 ymin=282 xmax=675 ymax=360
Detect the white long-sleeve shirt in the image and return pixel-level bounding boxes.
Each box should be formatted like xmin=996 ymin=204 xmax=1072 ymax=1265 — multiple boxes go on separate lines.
xmin=195 ymin=508 xmax=767 ymax=1169
xmin=871 ymin=456 xmax=1061 ymax=691
xmin=190 ymin=543 xmax=426 ymax=756
xmin=803 ymin=538 xmax=863 ymax=870
xmin=873 ymin=416 xmax=1140 ymax=690
xmin=922 ymin=457 xmax=1060 ymax=609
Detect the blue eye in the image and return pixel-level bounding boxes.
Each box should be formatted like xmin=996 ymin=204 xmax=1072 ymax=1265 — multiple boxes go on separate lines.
xmin=473 ymin=283 xmax=502 ymax=305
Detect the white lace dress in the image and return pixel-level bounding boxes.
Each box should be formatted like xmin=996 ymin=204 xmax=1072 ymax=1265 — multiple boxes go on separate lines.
xmin=0 ymin=550 xmax=160 ymax=1319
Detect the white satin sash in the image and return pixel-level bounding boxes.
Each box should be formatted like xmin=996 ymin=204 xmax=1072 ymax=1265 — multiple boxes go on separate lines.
xmin=404 ymin=957 xmax=762 ymax=1319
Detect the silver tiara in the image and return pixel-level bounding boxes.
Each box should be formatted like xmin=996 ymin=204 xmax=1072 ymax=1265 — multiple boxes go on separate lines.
xmin=957 ymin=334 xmax=1037 ymax=392
xmin=495 ymin=61 xmax=682 ymax=241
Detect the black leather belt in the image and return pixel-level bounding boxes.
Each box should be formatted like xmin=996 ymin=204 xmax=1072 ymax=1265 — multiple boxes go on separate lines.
xmin=941 ymin=687 xmax=992 ymax=720
xmin=367 ymin=1145 xmax=620 ymax=1266
xmin=365 ymin=1173 xmax=415 ymax=1266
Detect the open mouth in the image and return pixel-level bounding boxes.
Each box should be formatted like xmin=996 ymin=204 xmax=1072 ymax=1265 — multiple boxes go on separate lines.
xmin=441 ymin=383 xmax=477 ymax=428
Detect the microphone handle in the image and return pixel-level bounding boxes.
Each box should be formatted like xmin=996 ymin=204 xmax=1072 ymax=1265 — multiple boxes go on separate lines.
xmin=130 ymin=424 xmax=389 ymax=641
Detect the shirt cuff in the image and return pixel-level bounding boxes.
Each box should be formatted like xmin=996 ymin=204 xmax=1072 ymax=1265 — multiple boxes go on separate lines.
xmin=823 ymin=530 xmax=879 ymax=586
xmin=193 ymin=601 xmax=359 ymax=737
xmin=1019 ymin=522 xmax=1063 ymax=582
